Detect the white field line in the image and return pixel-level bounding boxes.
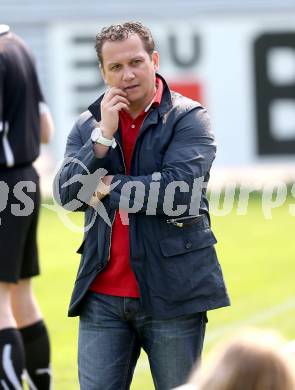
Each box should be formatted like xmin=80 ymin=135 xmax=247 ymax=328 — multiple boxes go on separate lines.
xmin=206 ymin=296 xmax=295 ymax=344
xmin=135 ymin=296 xmax=295 ymax=372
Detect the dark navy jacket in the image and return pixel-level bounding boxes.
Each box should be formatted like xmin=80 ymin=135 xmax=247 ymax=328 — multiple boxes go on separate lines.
xmin=54 ymin=74 xmax=230 ymax=318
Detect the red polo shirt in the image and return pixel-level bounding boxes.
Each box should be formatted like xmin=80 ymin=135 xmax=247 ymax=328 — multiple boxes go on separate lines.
xmin=90 ymin=77 xmax=163 ymax=297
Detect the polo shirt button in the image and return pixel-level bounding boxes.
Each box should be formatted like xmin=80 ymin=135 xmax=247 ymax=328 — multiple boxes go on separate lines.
xmin=185 ymin=241 xmax=192 ymax=249
xmin=131 ymin=124 xmax=135 ymax=128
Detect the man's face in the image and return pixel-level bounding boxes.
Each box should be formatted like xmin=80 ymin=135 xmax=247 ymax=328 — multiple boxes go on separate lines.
xmin=100 ymin=34 xmax=159 ymax=113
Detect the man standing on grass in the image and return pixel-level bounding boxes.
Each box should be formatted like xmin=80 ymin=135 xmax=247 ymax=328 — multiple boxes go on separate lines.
xmin=55 ymin=21 xmax=230 ymax=390
xmin=0 ymin=25 xmax=54 ymax=389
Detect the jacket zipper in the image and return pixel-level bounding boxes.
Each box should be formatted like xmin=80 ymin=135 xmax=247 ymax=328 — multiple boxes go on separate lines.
xmin=102 ymin=135 xmax=127 ymax=269
xmin=96 ymin=112 xmax=153 ymax=283
xmin=125 ymin=112 xmax=152 ymax=304
xmin=102 ymin=114 xmax=152 ymax=295
xmin=116 ymin=138 xmax=127 ymax=174
xmin=166 ymin=215 xmax=203 ymax=227
xmin=103 ymin=209 xmax=117 ymax=268
xmin=92 ymin=113 xmax=152 ymax=276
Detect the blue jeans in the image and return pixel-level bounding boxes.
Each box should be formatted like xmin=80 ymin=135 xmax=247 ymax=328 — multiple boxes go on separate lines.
xmin=78 ymin=292 xmax=207 ymax=390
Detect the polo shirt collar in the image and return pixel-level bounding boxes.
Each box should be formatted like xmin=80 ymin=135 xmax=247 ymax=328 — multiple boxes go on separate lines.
xmin=144 ymin=76 xmax=163 ymax=112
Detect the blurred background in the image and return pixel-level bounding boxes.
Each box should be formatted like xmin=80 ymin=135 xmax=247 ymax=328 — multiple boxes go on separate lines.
xmin=2 ymin=0 xmax=295 ymax=191
xmin=2 ymin=1 xmax=295 ymax=389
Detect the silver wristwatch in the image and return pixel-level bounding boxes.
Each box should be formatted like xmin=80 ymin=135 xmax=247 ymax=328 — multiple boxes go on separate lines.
xmin=91 ymin=127 xmax=117 ymax=149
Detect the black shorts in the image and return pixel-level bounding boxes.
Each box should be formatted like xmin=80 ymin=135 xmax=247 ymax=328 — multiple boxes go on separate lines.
xmin=0 ymin=165 xmax=40 ymax=282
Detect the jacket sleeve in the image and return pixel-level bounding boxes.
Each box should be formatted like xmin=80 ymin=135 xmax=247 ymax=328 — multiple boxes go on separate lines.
xmin=109 ymin=106 xmax=216 ymax=216
xmin=53 ymin=115 xmax=112 ymax=211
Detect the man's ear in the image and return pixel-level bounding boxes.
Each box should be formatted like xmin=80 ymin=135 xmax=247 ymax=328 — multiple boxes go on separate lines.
xmin=152 ymin=51 xmax=159 ymax=72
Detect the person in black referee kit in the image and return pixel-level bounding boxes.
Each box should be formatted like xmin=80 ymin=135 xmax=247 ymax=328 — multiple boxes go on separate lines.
xmin=0 ymin=25 xmax=54 ymax=389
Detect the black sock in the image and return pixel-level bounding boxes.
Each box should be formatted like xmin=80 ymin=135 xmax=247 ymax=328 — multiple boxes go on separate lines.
xmin=0 ymin=327 xmax=25 ymax=389
xmin=19 ymin=320 xmax=51 ymax=390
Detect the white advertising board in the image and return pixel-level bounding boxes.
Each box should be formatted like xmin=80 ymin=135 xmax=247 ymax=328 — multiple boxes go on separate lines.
xmin=48 ymin=15 xmax=295 ymax=173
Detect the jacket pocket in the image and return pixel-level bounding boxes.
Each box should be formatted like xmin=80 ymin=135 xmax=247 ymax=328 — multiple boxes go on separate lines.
xmin=159 ymin=228 xmax=217 ymax=257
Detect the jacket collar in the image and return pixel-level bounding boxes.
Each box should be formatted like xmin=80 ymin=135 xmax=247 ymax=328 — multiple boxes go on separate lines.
xmin=88 ymin=73 xmax=173 ymax=122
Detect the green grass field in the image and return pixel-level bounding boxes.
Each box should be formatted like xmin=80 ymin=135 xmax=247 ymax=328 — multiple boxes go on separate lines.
xmin=34 ymin=194 xmax=295 ymax=389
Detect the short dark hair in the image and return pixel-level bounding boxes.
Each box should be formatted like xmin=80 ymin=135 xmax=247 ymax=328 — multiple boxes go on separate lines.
xmin=95 ymin=21 xmax=155 ymax=67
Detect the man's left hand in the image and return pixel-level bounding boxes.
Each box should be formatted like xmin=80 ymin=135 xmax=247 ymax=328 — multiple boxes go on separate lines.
xmin=93 ymin=175 xmax=114 ymax=200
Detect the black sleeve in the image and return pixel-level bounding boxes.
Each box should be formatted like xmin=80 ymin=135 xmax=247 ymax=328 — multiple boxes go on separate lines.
xmin=30 ymin=53 xmax=45 ymax=104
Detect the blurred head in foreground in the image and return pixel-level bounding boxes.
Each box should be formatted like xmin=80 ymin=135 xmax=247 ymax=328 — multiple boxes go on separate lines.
xmin=191 ymin=329 xmax=295 ymax=390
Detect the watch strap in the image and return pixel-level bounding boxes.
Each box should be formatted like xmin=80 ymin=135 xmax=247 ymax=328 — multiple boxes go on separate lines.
xmin=91 ymin=127 xmax=117 ymax=149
